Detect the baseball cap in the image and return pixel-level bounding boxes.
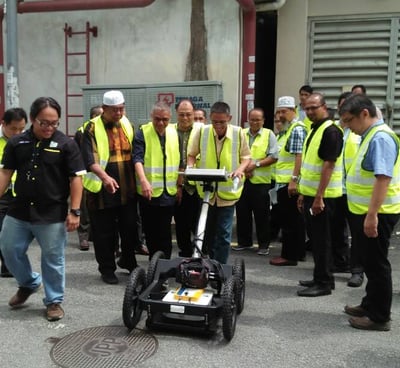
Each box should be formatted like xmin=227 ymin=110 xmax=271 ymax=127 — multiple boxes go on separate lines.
xmin=103 ymin=90 xmax=125 ymax=106
xmin=276 ymin=96 xmax=296 ymax=108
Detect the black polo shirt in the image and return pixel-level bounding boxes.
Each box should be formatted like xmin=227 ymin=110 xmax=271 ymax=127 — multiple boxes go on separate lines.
xmin=1 ymin=128 xmax=85 ymax=223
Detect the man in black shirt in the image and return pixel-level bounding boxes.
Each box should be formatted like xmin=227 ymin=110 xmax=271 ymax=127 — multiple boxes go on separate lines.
xmin=297 ymin=93 xmax=344 ymax=297
xmin=0 ymin=97 xmax=85 ymax=321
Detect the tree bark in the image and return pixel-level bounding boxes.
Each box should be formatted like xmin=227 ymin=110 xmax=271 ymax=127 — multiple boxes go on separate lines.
xmin=185 ymin=0 xmax=208 ymax=81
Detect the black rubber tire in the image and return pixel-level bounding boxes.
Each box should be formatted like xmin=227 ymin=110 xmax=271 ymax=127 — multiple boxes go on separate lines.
xmin=221 ymin=277 xmax=238 ymax=341
xmin=122 ymin=267 xmax=146 ymax=329
xmin=232 ymin=258 xmax=245 ymax=314
xmin=146 ymin=250 xmax=166 ymax=287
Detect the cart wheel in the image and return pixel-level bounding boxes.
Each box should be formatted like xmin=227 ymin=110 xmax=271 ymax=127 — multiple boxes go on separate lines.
xmin=221 ymin=277 xmax=238 ymax=341
xmin=232 ymin=258 xmax=245 ymax=314
xmin=146 ymin=251 xmax=166 ymax=286
xmin=122 ymin=266 xmax=146 ymax=329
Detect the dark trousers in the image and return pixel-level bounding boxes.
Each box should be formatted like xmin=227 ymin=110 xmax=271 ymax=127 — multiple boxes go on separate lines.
xmin=140 ymin=201 xmax=174 ymax=259
xmin=89 ymin=201 xmax=138 ymax=275
xmin=236 ymin=181 xmax=270 ymax=249
xmin=349 ymin=212 xmax=399 ymax=323
xmin=174 ymin=189 xmax=201 ymax=257
xmin=277 ymin=186 xmax=305 ymax=261
xmin=0 ymin=207 xmax=9 ymax=274
xmin=331 ymin=195 xmax=350 ymax=270
xmin=303 ymin=196 xmax=337 ymax=286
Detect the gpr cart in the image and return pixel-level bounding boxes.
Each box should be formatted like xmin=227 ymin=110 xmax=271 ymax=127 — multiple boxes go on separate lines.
xmin=122 ymin=168 xmax=245 ymax=341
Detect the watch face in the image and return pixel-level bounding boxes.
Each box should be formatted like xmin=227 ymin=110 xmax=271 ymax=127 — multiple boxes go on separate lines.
xmin=71 ymin=209 xmax=81 ymax=216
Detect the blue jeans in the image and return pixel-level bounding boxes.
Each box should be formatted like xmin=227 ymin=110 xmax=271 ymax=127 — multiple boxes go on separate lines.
xmin=204 ymin=205 xmax=235 ymax=264
xmin=0 ymin=215 xmax=67 ymax=305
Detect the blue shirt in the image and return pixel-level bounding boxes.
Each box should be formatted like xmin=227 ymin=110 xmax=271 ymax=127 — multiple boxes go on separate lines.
xmin=362 ymin=121 xmax=398 ymax=178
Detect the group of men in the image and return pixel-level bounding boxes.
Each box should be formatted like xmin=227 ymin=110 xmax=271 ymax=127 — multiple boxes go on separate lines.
xmin=0 ymin=88 xmax=398 ymax=333
xmin=235 ymin=87 xmax=398 ymax=332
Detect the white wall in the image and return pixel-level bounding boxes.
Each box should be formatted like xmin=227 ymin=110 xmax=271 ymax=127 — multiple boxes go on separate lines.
xmin=14 ymin=0 xmax=241 ymax=131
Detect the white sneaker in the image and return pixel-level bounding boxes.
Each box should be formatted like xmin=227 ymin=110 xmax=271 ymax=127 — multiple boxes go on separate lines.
xmin=257 ymin=248 xmax=270 ymax=256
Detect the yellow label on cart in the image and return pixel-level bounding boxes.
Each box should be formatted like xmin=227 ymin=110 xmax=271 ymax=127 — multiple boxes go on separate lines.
xmin=173 ymin=287 xmax=204 ymax=302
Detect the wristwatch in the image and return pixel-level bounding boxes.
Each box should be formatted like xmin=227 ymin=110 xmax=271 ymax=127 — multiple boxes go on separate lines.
xmin=291 ymin=175 xmax=299 ymax=183
xmin=255 ymin=160 xmax=261 ymax=168
xmin=70 ymin=208 xmax=81 ymax=217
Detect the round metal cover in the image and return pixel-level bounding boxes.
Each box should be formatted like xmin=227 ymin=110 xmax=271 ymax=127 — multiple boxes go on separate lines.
xmin=50 ymin=326 xmax=158 ymax=368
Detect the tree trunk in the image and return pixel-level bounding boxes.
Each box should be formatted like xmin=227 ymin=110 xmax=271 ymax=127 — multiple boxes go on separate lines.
xmin=185 ymin=0 xmax=208 ymax=81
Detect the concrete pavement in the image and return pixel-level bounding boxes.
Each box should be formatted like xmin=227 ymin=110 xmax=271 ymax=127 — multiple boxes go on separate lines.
xmin=1 ymin=229 xmax=400 ymax=368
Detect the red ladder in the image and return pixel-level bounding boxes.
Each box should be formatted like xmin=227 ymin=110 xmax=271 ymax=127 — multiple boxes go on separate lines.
xmin=64 ymin=22 xmax=97 ymax=136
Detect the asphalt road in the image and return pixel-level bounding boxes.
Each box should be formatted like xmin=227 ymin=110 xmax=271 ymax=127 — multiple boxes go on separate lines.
xmin=1 ymin=228 xmax=400 ymax=368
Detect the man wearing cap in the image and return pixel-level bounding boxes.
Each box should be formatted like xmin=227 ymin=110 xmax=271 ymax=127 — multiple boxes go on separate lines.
xmin=133 ymin=102 xmax=180 ymax=259
xmin=297 ymin=92 xmax=343 ymax=297
xmin=234 ymin=108 xmax=278 ymax=255
xmin=270 ymin=96 xmax=307 ymax=266
xmin=82 ymin=90 xmax=139 ymax=284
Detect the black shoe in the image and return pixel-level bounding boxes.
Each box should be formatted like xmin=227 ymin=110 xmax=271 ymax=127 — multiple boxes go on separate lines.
xmin=331 ymin=265 xmax=351 ymax=273
xmin=299 ymin=279 xmax=335 ymax=290
xmin=101 ymin=273 xmax=119 ymax=284
xmin=347 ymin=273 xmax=364 ymax=287
xmin=297 ymin=284 xmax=332 ymax=297
xmin=1 ymin=267 xmax=13 ymax=278
xmin=117 ymin=259 xmax=136 ymax=273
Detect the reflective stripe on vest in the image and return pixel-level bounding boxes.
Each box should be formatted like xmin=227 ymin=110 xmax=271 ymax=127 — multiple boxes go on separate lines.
xmin=137 ymin=122 xmax=179 ymax=197
xmin=343 ymin=129 xmax=360 ymax=173
xmin=83 ymin=115 xmax=134 ymax=193
xmin=275 ymin=121 xmax=306 ymax=183
xmin=298 ymin=120 xmax=343 ymax=198
xmin=196 ymin=125 xmax=243 ymax=200
xmin=346 ymin=124 xmax=400 ymax=214
xmin=244 ymin=127 xmax=272 ymax=184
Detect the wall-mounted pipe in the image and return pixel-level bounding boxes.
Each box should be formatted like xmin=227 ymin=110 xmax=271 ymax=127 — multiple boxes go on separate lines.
xmin=236 ymin=0 xmax=256 ymax=126
xmin=17 ymin=0 xmax=156 ymax=13
xmin=236 ymin=0 xmax=286 ymax=126
xmin=0 ymin=0 xmax=156 ymax=117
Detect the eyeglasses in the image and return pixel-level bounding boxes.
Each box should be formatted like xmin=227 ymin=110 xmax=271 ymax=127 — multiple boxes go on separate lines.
xmin=153 ymin=117 xmax=170 ymax=123
xmin=304 ymin=104 xmax=324 ymax=112
xmin=35 ymin=119 xmax=60 ymax=128
xmin=341 ymin=115 xmax=355 ymax=124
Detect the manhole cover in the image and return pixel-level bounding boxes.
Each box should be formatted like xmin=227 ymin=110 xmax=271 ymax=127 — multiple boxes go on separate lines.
xmin=50 ymin=326 xmax=158 ymax=368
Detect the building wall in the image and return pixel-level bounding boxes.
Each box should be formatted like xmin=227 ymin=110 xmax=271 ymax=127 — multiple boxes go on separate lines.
xmin=274 ymin=0 xmax=400 ymax=105
xmin=15 ymin=0 xmax=241 ymax=131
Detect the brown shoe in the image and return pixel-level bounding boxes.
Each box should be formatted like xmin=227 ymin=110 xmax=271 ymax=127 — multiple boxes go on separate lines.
xmin=269 ymin=257 xmax=297 ymax=266
xmin=46 ymin=303 xmax=65 ymax=321
xmin=344 ymin=304 xmax=366 ymax=317
xmin=349 ymin=316 xmax=390 ymax=331
xmin=9 ymin=285 xmax=41 ymax=308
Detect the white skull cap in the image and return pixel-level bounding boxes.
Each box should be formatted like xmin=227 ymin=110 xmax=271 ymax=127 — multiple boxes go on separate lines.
xmin=276 ymin=96 xmax=296 ymax=108
xmin=103 ymin=90 xmax=125 ymax=106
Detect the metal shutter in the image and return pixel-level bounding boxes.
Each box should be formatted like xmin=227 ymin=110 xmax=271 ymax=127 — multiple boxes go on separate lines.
xmin=307 ymin=16 xmax=400 ymax=133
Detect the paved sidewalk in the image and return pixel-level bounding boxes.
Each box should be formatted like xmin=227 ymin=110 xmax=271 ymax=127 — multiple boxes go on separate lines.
xmin=1 ymin=229 xmax=400 ymax=368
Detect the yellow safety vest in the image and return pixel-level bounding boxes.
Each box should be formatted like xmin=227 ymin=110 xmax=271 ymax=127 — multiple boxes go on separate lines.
xmin=196 ymin=124 xmax=244 ymax=200
xmin=275 ymin=121 xmax=306 ymax=184
xmin=298 ymin=120 xmax=343 ymax=198
xmin=0 ymin=134 xmax=16 ymax=194
xmin=346 ymin=124 xmax=400 ymax=214
xmin=137 ymin=122 xmax=180 ymax=198
xmin=244 ymin=127 xmax=272 ymax=184
xmin=343 ymin=128 xmax=360 ymax=174
xmin=83 ymin=115 xmax=134 ymax=193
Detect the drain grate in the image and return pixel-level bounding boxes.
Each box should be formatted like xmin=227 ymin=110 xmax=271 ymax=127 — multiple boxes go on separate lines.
xmin=50 ymin=326 xmax=158 ymax=368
